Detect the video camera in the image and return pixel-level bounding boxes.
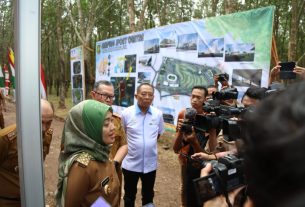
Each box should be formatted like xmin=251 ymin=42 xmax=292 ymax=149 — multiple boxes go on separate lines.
xmin=180 ymin=108 xmax=198 ymax=134
xmin=193 ymin=154 xmax=245 ymax=204
xmin=212 ymin=87 xmax=238 ymax=101
xmin=180 ymin=107 xmax=246 ymax=141
xmin=180 ymin=105 xmax=247 ymax=142
xmin=180 ymin=86 xmax=247 ymax=141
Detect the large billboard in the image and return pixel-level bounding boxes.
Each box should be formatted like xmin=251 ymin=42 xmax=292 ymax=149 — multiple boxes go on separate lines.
xmin=96 ymin=6 xmax=274 ymax=123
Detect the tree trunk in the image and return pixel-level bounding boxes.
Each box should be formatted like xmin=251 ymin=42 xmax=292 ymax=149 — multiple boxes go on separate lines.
xmin=56 ymin=0 xmax=66 ymax=109
xmin=83 ymin=46 xmax=95 ymax=98
xmin=65 ymin=0 xmax=98 ymax=99
xmin=224 ymin=0 xmax=236 ymax=14
xmin=127 ymin=0 xmax=136 ymax=32
xmin=160 ymin=0 xmax=168 ymax=25
xmin=138 ymin=0 xmax=149 ymax=30
xmin=211 ymin=0 xmax=219 ymax=16
xmin=288 ymin=0 xmax=297 ymax=61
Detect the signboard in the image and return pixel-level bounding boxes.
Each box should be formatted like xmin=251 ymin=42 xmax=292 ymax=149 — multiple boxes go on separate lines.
xmin=96 ymin=6 xmax=274 ymax=123
xmin=70 ymin=46 xmax=85 ymax=105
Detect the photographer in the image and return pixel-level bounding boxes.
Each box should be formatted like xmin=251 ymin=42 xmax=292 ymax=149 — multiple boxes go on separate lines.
xmin=269 ymin=63 xmax=305 ymax=85
xmin=205 ymin=86 xmax=265 ymax=153
xmin=207 ymin=85 xmax=218 ymax=100
xmin=173 ymin=86 xmax=217 ymax=207
xmin=214 ymin=73 xmax=238 ymax=107
xmin=199 ymin=81 xmax=305 ymax=207
xmin=240 ymin=86 xmax=266 ymax=108
xmin=214 ymin=73 xmax=230 ymax=90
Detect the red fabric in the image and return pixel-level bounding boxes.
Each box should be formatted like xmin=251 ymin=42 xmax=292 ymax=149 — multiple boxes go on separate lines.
xmin=40 ymin=65 xmax=47 ymax=99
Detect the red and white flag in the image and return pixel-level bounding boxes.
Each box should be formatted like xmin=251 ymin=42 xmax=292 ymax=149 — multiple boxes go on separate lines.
xmin=40 ymin=65 xmax=47 ymax=99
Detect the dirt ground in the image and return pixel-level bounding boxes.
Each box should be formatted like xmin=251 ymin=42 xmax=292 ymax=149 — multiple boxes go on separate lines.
xmin=3 ymin=100 xmax=181 ymax=207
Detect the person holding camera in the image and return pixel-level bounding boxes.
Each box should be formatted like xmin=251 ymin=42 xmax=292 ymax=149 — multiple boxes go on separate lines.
xmin=207 ymin=86 xmax=266 ymax=153
xmin=206 ymin=85 xmax=218 ymax=100
xmin=241 ymin=86 xmax=267 ymax=108
xmin=214 ymin=73 xmax=230 ymax=89
xmin=214 ymin=73 xmax=238 ymax=107
xmin=173 ymin=86 xmax=217 ymax=207
xmin=269 ymin=63 xmax=305 ymax=85
xmin=199 ymin=81 xmax=305 ymax=207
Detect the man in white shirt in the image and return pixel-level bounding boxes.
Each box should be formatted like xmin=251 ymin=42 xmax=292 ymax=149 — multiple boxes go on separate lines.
xmin=121 ymin=83 xmax=164 ymax=207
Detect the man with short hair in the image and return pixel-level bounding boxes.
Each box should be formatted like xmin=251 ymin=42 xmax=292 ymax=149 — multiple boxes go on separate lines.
xmin=173 ymin=86 xmax=217 ymax=207
xmin=121 ymin=83 xmax=164 ymax=207
xmin=0 ymin=99 xmax=54 ymax=206
xmin=241 ymin=86 xmax=266 ymax=108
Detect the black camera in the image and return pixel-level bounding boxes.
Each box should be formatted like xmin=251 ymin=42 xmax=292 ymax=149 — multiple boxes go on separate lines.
xmin=193 ymin=154 xmax=245 ymax=204
xmin=195 ymin=114 xmax=222 ymax=131
xmin=218 ymin=73 xmax=229 ymax=82
xmin=196 ymin=104 xmax=247 ymax=133
xmin=180 ymin=120 xmax=194 ymax=134
xmin=180 ymin=108 xmax=198 ymax=134
xmin=212 ymin=87 xmax=238 ymax=100
xmin=222 ymin=118 xmax=243 ymax=141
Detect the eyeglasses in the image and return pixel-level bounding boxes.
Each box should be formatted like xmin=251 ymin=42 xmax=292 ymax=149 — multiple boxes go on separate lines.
xmin=94 ymin=91 xmax=115 ymax=100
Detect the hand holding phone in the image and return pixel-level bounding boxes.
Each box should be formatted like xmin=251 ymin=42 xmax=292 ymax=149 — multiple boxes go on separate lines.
xmin=279 ymin=62 xmax=296 ymax=79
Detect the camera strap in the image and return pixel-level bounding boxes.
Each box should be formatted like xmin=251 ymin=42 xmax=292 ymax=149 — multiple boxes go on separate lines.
xmin=213 ymin=168 xmax=233 ymax=207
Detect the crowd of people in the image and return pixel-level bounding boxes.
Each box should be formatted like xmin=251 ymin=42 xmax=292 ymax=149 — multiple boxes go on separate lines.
xmin=0 ymin=64 xmax=304 ymax=207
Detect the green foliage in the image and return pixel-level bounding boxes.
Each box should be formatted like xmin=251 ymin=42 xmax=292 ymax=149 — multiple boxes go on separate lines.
xmin=0 ymin=0 xmax=304 ymax=96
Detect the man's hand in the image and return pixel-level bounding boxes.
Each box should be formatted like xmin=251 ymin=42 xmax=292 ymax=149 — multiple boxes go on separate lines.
xmin=270 ymin=64 xmax=281 ymax=78
xmin=176 ymin=118 xmax=184 ymax=132
xmin=184 ymin=129 xmax=197 ymax=144
xmin=191 ymin=152 xmax=212 ymax=161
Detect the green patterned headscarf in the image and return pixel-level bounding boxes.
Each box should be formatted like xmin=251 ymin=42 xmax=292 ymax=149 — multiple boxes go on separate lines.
xmin=82 ymin=100 xmax=111 ymax=145
xmin=56 ymin=100 xmax=112 ymax=206
xmin=59 ymin=99 xmax=112 ymax=161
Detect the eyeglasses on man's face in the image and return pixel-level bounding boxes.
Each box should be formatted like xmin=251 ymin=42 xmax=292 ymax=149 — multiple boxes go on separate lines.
xmin=94 ymin=91 xmax=115 ymax=100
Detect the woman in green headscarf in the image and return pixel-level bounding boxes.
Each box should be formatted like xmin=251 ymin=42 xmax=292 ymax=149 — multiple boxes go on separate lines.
xmin=56 ymin=100 xmax=120 ymax=207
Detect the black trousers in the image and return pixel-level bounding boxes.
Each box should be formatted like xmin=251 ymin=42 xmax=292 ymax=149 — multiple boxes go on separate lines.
xmin=122 ymin=168 xmax=156 ymax=207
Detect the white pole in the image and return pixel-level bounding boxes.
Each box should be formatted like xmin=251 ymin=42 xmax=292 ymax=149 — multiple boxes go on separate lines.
xmin=15 ymin=0 xmax=45 ymax=206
